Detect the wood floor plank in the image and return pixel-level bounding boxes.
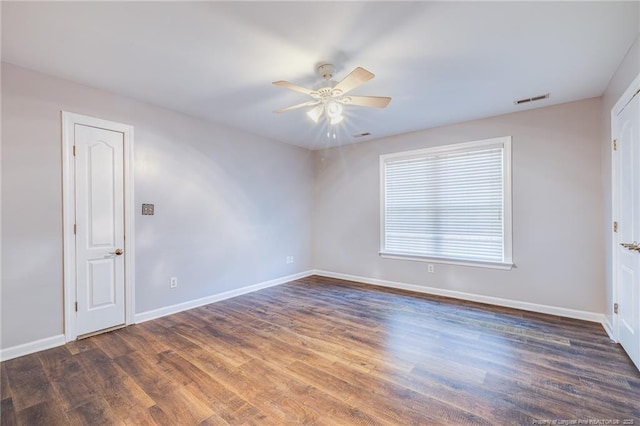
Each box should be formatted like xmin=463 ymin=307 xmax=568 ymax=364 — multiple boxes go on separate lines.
xmin=65 ymin=338 xmax=98 ymax=355
xmin=172 ymin=323 xmax=255 ymax=367
xmin=66 ymin=397 xmax=122 ymax=425
xmin=185 ymin=381 xmax=264 ymax=425
xmin=212 ymin=297 xmax=483 ymax=424
xmin=178 ymin=355 xmax=296 ymax=423
xmin=38 ymin=346 xmax=78 ymax=379
xmin=2 ymin=275 xmax=639 ymax=425
xmin=180 ymin=319 xmax=389 ymax=425
xmin=0 ymin=398 xmax=17 ymax=426
xmin=222 ymin=298 xmax=417 ymax=373
xmin=150 ymin=386 xmax=214 ymax=425
xmin=138 ymin=320 xmax=203 ymax=354
xmin=3 ymin=353 xmax=57 ymax=412
xmin=154 ymin=348 xmax=267 ymax=424
xmin=113 ymin=351 xmax=174 ymax=401
xmin=74 ymin=348 xmax=155 ymax=420
xmin=115 ymin=405 xmax=159 ymax=426
xmin=0 ymin=364 xmax=11 ymax=401
xmin=113 ymin=325 xmax=172 ymax=355
xmin=38 ymin=346 xmax=99 ymax=411
xmin=15 ymin=400 xmax=70 ymax=425
xmin=90 ymin=329 xmax=136 ymax=359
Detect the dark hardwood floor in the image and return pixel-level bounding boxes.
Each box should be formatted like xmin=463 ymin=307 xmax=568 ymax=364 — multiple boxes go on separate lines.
xmin=1 ymin=275 xmax=639 ymax=425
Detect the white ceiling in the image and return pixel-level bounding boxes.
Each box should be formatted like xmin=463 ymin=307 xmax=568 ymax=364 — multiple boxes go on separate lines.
xmin=2 ymin=2 xmax=638 ymax=150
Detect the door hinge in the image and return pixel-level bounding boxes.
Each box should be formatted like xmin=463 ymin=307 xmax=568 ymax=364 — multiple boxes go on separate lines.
xmin=73 ymin=145 xmax=76 ymax=156
xmin=75 ymin=301 xmax=78 ymax=312
xmin=614 ymin=303 xmax=618 ymax=314
xmin=73 ymin=224 xmax=77 ymax=234
xmin=613 ymin=139 xmax=618 ymax=151
xmin=613 ymin=221 xmax=618 ymax=233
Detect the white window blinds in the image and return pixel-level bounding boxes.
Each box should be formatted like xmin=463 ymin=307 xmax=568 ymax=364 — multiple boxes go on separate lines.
xmin=381 ymin=137 xmax=512 ymax=267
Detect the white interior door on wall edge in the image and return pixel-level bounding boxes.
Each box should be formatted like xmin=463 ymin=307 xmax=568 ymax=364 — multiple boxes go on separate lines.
xmin=62 ymin=112 xmax=135 ymax=341
xmin=612 ymin=76 xmax=640 ymax=371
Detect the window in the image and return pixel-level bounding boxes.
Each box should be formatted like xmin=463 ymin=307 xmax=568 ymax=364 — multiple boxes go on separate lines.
xmin=380 ymin=137 xmax=512 ymax=269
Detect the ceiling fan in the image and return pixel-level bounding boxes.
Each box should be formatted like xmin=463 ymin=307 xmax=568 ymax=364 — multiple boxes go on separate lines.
xmin=273 ymin=64 xmax=391 ymax=125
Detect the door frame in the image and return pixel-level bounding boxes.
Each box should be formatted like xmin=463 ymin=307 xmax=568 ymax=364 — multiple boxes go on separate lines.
xmin=611 ymin=72 xmax=640 ymax=343
xmin=61 ymin=111 xmax=135 ymax=342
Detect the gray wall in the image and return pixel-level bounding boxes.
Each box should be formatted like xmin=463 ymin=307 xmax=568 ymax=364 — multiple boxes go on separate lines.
xmin=601 ymin=35 xmax=640 ymax=329
xmin=1 ymin=63 xmax=314 ymax=349
xmin=313 ymin=98 xmax=604 ymax=313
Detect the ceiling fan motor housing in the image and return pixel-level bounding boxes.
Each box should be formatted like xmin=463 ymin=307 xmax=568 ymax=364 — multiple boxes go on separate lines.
xmin=317 ymin=63 xmax=335 ymax=80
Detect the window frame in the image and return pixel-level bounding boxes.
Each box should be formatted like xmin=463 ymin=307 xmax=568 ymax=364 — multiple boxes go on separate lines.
xmin=379 ymin=136 xmax=513 ymax=270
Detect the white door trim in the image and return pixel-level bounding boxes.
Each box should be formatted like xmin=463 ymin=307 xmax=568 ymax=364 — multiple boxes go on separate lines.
xmin=611 ymin=72 xmax=640 ymax=343
xmin=62 ymin=111 xmax=135 ymax=342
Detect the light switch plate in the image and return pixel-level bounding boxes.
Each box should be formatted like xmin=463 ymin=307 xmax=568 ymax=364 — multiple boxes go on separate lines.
xmin=142 ymin=203 xmax=154 ymax=215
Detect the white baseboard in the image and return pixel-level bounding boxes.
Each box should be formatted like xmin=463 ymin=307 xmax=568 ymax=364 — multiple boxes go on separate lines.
xmin=135 ymin=270 xmax=314 ymax=324
xmin=313 ymin=269 xmax=606 ymax=324
xmin=0 ymin=334 xmax=66 ymax=362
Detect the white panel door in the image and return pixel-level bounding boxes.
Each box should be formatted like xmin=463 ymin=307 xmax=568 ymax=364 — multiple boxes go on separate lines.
xmin=75 ymin=124 xmax=125 ymax=336
xmin=616 ymin=92 xmax=640 ymax=370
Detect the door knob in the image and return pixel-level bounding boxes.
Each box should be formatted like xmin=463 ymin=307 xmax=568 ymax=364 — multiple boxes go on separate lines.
xmin=111 ymin=248 xmax=124 ymax=255
xmin=621 ymin=242 xmax=640 ymax=252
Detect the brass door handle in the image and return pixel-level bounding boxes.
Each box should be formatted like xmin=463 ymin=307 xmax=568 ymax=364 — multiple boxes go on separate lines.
xmin=110 ymin=248 xmax=124 ymax=256
xmin=620 ymin=242 xmax=640 ymax=252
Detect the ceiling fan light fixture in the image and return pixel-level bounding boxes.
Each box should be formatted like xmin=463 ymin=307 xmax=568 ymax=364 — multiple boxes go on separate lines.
xmin=274 ymin=64 xmax=390 ymax=130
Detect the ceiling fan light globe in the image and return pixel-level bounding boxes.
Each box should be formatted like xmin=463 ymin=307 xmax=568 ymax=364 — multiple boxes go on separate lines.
xmin=330 ymin=115 xmax=344 ymax=125
xmin=307 ymin=110 xmax=319 ymax=123
xmin=306 ymin=104 xmax=324 ymax=123
xmin=326 ymin=101 xmax=343 ymax=119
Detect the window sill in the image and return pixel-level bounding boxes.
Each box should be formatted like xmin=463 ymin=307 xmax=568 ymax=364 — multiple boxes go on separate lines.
xmin=379 ymin=252 xmax=514 ymax=270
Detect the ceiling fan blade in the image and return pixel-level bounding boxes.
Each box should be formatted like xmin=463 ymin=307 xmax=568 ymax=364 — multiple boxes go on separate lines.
xmin=273 ymin=80 xmax=314 ymax=96
xmin=343 ymin=96 xmax=391 ymax=108
xmin=306 ymin=104 xmax=324 ymax=123
xmin=274 ymin=100 xmax=320 ymax=113
xmin=333 ymin=67 xmax=375 ymax=95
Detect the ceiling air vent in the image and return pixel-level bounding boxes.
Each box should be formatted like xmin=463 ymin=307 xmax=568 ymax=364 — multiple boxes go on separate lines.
xmin=353 ymin=132 xmax=371 ymax=138
xmin=514 ymin=93 xmax=550 ymax=105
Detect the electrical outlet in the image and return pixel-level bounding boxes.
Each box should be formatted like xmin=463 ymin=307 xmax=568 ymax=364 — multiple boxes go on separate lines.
xmin=286 ymin=256 xmax=295 ymax=264
xmin=427 ymin=264 xmax=434 ymax=273
xmin=170 ymin=277 xmax=178 ymax=288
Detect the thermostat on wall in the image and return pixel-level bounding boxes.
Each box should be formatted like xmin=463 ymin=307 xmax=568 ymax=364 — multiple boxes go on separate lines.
xmin=142 ymin=203 xmax=154 ymax=215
